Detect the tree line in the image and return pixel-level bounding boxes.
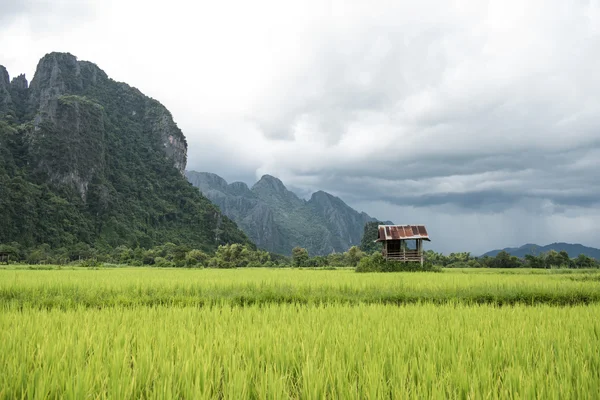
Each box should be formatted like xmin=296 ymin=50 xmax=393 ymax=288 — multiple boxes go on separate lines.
xmin=2 ymin=239 xmax=596 ymax=270
xmin=424 ymin=249 xmax=599 ymax=269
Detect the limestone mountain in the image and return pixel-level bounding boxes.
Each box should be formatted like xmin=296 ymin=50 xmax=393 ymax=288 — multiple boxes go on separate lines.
xmin=186 ymin=171 xmax=390 ymax=255
xmin=0 ymin=52 xmax=251 ymax=251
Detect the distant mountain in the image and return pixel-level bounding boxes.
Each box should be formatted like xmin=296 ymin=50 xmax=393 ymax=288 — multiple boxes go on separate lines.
xmin=0 ymin=52 xmax=251 ymax=251
xmin=186 ymin=171 xmax=391 ymax=255
xmin=481 ymin=243 xmax=600 ymax=259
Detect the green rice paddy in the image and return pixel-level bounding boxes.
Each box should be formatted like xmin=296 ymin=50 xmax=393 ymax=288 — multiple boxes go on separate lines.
xmin=1 ymin=268 xmax=599 ymax=399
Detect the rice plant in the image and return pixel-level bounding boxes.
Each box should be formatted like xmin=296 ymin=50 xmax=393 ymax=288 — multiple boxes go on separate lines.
xmin=1 ymin=303 xmax=599 ymax=399
xmin=1 ymin=268 xmax=599 ymax=309
xmin=1 ymin=268 xmax=599 ymax=399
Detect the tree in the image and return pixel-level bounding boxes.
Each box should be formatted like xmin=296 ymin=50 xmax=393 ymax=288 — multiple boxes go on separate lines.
xmin=26 ymin=244 xmax=52 ymax=264
xmin=206 ymin=243 xmax=269 ymax=268
xmin=448 ymin=252 xmax=471 ymax=264
xmin=574 ymin=254 xmax=595 ymax=269
xmin=292 ymin=247 xmax=309 ymax=267
xmin=210 ymin=243 xmax=246 ymax=268
xmin=346 ymin=246 xmax=364 ymax=267
xmin=327 ymin=252 xmax=347 ymax=267
xmin=185 ymin=249 xmax=209 ymax=267
xmin=359 ymin=222 xmax=382 ymax=253
xmin=113 ymin=245 xmax=133 ymax=264
xmin=423 ymin=250 xmax=449 ymax=266
xmin=545 ymin=250 xmax=562 ymax=268
xmin=310 ymin=255 xmax=328 ymax=267
xmin=524 ymin=254 xmax=546 ymax=269
xmin=558 ymin=250 xmax=573 ymax=268
xmin=491 ymin=251 xmax=521 ymax=268
xmin=0 ymin=243 xmax=19 ymax=261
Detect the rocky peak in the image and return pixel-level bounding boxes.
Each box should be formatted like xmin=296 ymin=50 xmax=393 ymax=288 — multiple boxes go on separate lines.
xmin=78 ymin=61 xmax=108 ymax=86
xmin=309 ymin=190 xmax=338 ymax=206
xmin=145 ymin=100 xmax=187 ymax=174
xmin=0 ymin=65 xmax=9 ymax=88
xmin=28 ymin=52 xmax=83 ymax=111
xmin=0 ymin=65 xmax=12 ymax=116
xmin=10 ymin=74 xmax=28 ymax=90
xmin=186 ymin=171 xmax=229 ymax=191
xmin=23 ymin=52 xmax=186 ymax=175
xmin=252 ymin=174 xmax=288 ymax=194
xmin=228 ymin=181 xmax=251 ymax=196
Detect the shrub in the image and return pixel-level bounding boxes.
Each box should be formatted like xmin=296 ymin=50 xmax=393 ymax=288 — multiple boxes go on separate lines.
xmin=356 ymin=253 xmax=440 ymax=273
xmin=185 ymin=249 xmax=209 ymax=267
xmin=81 ymin=259 xmax=101 ymax=268
xmin=446 ymin=261 xmax=470 ymax=268
xmin=153 ymin=257 xmax=175 ymax=268
xmin=356 ymin=253 xmax=384 ymax=272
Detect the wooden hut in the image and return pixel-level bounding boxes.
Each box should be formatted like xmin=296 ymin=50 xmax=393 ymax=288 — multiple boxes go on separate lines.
xmin=0 ymin=252 xmax=9 ymax=265
xmin=375 ymin=225 xmax=430 ymax=265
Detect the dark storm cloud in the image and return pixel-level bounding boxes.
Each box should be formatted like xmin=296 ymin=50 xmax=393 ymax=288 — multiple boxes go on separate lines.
xmin=237 ymin=0 xmax=600 ymax=223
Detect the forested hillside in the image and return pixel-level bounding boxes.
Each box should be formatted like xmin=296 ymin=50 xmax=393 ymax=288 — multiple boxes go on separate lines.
xmin=0 ymin=52 xmax=251 ymax=255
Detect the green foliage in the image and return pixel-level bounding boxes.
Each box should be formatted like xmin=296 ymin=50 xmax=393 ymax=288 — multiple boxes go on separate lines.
xmin=207 ymin=244 xmax=271 ymax=269
xmin=575 ymin=254 xmax=596 ymax=269
xmin=521 ymin=251 xmax=592 ymax=269
xmin=359 ymin=221 xmax=381 ymax=253
xmin=524 ymin=254 xmax=546 ymax=269
xmin=423 ymin=249 xmax=598 ymax=270
xmin=488 ymin=251 xmax=522 ymax=268
xmin=292 ymin=246 xmax=309 ymax=267
xmin=0 ymin=54 xmax=252 ymax=254
xmin=355 ymin=252 xmax=384 ymax=272
xmin=0 ymin=243 xmax=19 ymax=257
xmin=153 ymin=257 xmax=175 ymax=268
xmin=185 ymin=249 xmax=208 ymax=267
xmin=346 ymin=246 xmax=364 ymax=267
xmin=356 ymin=252 xmax=439 ymax=273
xmin=325 ymin=252 xmax=348 ymax=267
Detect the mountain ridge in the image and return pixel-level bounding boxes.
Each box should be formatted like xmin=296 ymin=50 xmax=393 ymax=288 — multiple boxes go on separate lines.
xmin=186 ymin=171 xmax=391 ymax=255
xmin=481 ymin=242 xmax=600 ymax=259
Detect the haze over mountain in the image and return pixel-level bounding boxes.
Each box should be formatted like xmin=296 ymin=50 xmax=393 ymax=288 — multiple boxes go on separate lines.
xmin=482 ymin=243 xmax=600 ymax=260
xmin=0 ymin=52 xmax=251 ymax=251
xmin=186 ymin=171 xmax=390 ymax=255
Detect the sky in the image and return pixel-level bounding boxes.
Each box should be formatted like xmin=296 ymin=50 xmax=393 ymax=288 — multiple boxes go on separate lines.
xmin=1 ymin=0 xmax=600 ymax=254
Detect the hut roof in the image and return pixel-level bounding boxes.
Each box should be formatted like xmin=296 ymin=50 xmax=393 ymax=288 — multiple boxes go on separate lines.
xmin=376 ymin=225 xmax=430 ymax=242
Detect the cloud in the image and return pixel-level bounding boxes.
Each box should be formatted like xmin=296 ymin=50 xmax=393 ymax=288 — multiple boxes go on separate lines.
xmin=0 ymin=0 xmax=95 ymax=33
xmin=1 ymin=0 xmax=600 ymax=252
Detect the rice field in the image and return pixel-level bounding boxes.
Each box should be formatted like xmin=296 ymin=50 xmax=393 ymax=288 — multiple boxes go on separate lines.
xmin=2 ymin=267 xmax=600 ymax=308
xmin=1 ymin=268 xmax=599 ymax=399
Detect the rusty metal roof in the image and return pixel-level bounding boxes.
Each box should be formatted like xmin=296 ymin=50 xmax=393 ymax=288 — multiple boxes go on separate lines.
xmin=375 ymin=225 xmax=430 ymax=241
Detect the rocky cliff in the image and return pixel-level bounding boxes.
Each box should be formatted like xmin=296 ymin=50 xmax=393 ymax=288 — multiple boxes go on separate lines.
xmin=0 ymin=52 xmax=251 ymax=251
xmin=186 ymin=171 xmax=390 ymax=255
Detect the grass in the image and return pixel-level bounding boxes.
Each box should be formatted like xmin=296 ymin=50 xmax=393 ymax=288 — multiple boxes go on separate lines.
xmin=1 ymin=267 xmax=599 ymax=399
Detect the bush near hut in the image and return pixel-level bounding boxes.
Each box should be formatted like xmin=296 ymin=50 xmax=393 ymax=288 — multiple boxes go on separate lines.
xmin=356 ymin=252 xmax=440 ymax=273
